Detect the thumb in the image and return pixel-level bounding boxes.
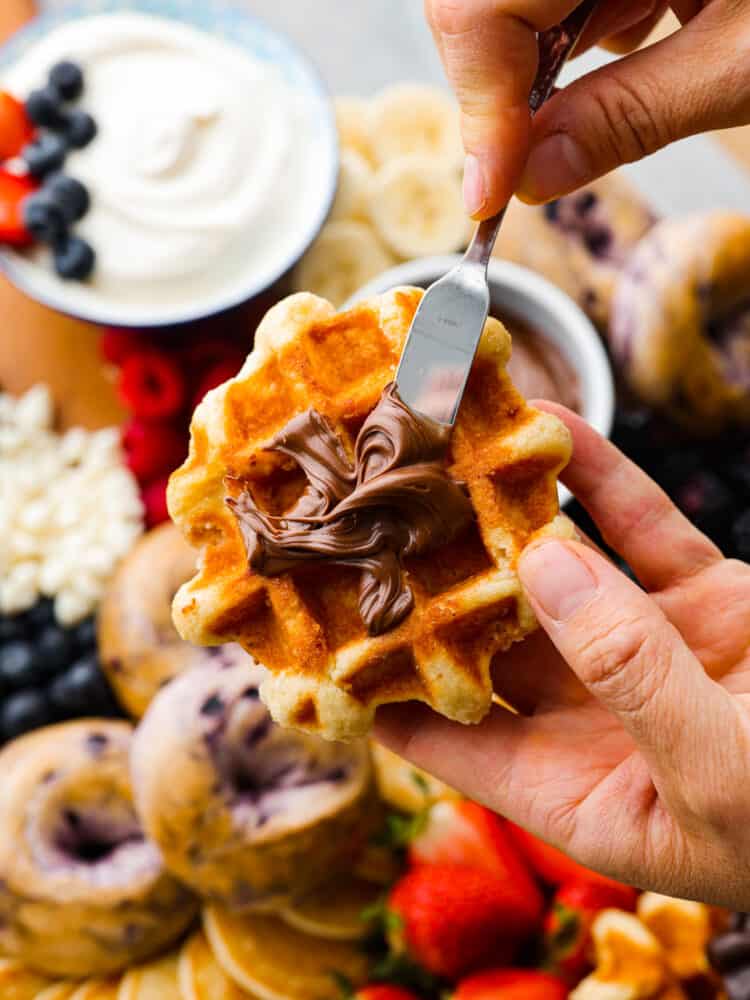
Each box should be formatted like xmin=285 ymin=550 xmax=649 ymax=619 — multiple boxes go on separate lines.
xmin=518 ymin=3 xmax=750 ymax=203
xmin=518 ymin=538 xmax=736 ymax=806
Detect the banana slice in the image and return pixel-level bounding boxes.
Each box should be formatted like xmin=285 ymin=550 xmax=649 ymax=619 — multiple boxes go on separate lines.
xmin=117 ymin=955 xmax=180 ymax=1000
xmin=179 ymin=931 xmax=248 ymax=1000
xmin=335 ymin=97 xmax=377 ymax=166
xmin=281 ymin=877 xmax=382 ymax=941
xmin=369 ymin=154 xmax=470 ymax=259
xmin=292 ymin=221 xmax=394 ymax=307
xmin=0 ymin=958 xmax=53 ymax=999
xmin=330 ymin=150 xmax=374 ymax=224
xmin=70 ymin=982 xmax=120 ymax=1000
xmin=371 ymin=743 xmax=459 ymax=814
xmin=204 ymin=906 xmax=369 ymax=1000
xmin=368 ymin=83 xmax=463 ymax=167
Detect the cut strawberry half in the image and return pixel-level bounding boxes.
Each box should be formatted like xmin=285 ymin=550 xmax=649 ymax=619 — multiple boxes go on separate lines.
xmin=118 ymin=349 xmax=186 ymax=420
xmin=0 ymin=169 xmax=37 ymax=247
xmin=0 ymin=92 xmax=35 ymax=162
xmin=141 ymin=474 xmax=171 ymax=528
xmin=454 ymin=968 xmax=568 ymax=1000
xmin=122 ymin=418 xmax=186 ymax=484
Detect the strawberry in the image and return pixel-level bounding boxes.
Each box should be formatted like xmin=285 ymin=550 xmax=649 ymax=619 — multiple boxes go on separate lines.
xmin=409 ymin=800 xmax=543 ymax=928
xmin=0 ymin=169 xmax=37 ymax=246
xmin=388 ymin=863 xmax=537 ymax=980
xmin=505 ymin=822 xmax=630 ymax=891
xmin=542 ymin=880 xmax=639 ymax=986
xmin=118 ymin=348 xmax=186 ymax=420
xmin=454 ymin=969 xmax=568 ymax=1000
xmin=122 ymin=418 xmax=186 ymax=484
xmin=0 ymin=92 xmax=34 ymax=161
xmin=354 ymin=988 xmax=419 ymax=1000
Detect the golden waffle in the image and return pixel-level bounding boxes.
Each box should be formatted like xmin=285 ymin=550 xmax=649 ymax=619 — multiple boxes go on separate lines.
xmin=168 ymin=289 xmax=572 ymax=740
xmin=637 ymin=893 xmax=712 ymax=981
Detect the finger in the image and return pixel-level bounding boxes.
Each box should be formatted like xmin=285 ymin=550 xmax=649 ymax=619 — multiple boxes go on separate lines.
xmin=532 ymin=401 xmax=722 ymax=592
xmin=598 ymin=3 xmax=668 ymax=55
xmin=671 ymin=0 xmax=703 ymax=25
xmin=425 ymin=0 xmax=576 ymax=218
xmin=518 ymin=3 xmax=750 ymax=202
xmin=576 ymin=0 xmax=663 ymax=54
xmin=517 ymin=537 xmax=736 ymax=804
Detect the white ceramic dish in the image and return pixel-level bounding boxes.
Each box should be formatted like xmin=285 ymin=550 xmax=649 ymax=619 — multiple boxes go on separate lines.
xmin=348 ymin=256 xmax=615 ymax=507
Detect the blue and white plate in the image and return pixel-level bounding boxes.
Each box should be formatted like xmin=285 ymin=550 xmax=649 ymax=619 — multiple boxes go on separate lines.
xmin=0 ymin=0 xmax=339 ymax=327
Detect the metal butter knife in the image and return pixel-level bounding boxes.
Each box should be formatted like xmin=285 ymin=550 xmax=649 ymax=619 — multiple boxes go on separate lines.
xmin=395 ymin=0 xmax=599 ymax=425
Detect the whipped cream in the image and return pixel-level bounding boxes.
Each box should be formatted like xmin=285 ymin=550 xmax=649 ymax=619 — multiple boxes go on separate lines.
xmin=2 ymin=13 xmax=334 ymax=325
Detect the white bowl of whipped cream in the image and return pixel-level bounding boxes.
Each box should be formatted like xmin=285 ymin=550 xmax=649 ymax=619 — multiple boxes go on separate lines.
xmin=0 ymin=1 xmax=339 ymax=327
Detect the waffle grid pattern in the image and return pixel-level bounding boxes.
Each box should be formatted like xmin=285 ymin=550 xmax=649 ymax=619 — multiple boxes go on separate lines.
xmin=168 ymin=289 xmax=573 ymax=740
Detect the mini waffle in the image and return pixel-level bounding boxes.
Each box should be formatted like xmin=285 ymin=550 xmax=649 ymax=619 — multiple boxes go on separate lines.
xmin=168 ymin=289 xmax=572 ymax=740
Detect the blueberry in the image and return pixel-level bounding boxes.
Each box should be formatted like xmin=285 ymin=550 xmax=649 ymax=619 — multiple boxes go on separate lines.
xmin=36 ymin=625 xmax=75 ymax=677
xmin=44 ymin=173 xmax=90 ymax=223
xmin=0 ymin=614 xmax=26 ymax=644
xmin=22 ymin=192 xmax=68 ymax=244
xmin=72 ymin=617 xmax=97 ymax=651
xmin=49 ymin=655 xmax=118 ymax=717
xmin=54 ymin=235 xmax=96 ymax=281
xmin=25 ymin=86 xmax=66 ymax=128
xmin=543 ymin=200 xmax=560 ymax=223
xmin=733 ymin=510 xmax=750 ymax=562
xmin=0 ymin=689 xmax=52 ymax=742
xmin=23 ymin=597 xmax=55 ymax=631
xmin=64 ymin=110 xmax=97 ymax=150
xmin=583 ymin=226 xmax=612 ymax=258
xmin=575 ymin=191 xmax=598 ymax=215
xmin=0 ymin=641 xmax=44 ymax=690
xmin=49 ymin=61 xmax=84 ymax=102
xmin=22 ymin=132 xmax=68 ymax=179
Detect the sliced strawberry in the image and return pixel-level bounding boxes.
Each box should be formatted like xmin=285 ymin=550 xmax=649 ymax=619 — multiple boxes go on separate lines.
xmin=122 ymin=418 xmax=186 ymax=484
xmin=355 ymin=987 xmax=419 ymax=1000
xmin=505 ymin=822 xmax=630 ymax=890
xmin=388 ymin=862 xmax=538 ymax=980
xmin=0 ymin=92 xmax=35 ymax=161
xmin=542 ymin=880 xmax=639 ymax=986
xmin=118 ymin=348 xmax=186 ymax=420
xmin=454 ymin=968 xmax=568 ymax=1000
xmin=409 ymin=800 xmax=543 ymax=929
xmin=141 ymin=474 xmax=171 ymax=528
xmin=0 ymin=169 xmax=37 ymax=246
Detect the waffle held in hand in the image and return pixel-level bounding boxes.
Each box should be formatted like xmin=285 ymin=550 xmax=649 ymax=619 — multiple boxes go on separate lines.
xmin=168 ymin=289 xmax=572 ymax=741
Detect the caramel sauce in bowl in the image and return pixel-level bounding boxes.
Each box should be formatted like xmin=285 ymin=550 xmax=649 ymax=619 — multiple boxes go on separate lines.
xmin=347 ymin=256 xmax=615 ymax=507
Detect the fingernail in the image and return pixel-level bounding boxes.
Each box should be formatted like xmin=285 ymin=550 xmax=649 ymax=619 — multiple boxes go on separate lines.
xmin=463 ymin=154 xmax=486 ymax=217
xmin=518 ymin=133 xmax=590 ymax=204
xmin=519 ymin=541 xmax=598 ymax=622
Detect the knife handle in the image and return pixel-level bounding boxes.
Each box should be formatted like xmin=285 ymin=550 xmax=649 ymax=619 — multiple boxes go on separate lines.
xmin=464 ymin=0 xmax=599 ymax=269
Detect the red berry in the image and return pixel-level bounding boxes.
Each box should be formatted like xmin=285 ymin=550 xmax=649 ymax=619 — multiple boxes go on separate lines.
xmin=101 ymin=328 xmax=146 ymax=366
xmin=0 ymin=92 xmax=35 ymax=161
xmin=505 ymin=822 xmax=629 ymax=891
xmin=0 ymin=169 xmax=37 ymax=246
xmin=356 ymin=988 xmax=419 ymax=1000
xmin=388 ymin=863 xmax=538 ymax=980
xmin=118 ymin=349 xmax=186 ymax=420
xmin=454 ymin=969 xmax=568 ymax=1000
xmin=141 ymin=475 xmax=170 ymax=528
xmin=122 ymin=419 xmax=186 ymax=484
xmin=192 ymin=358 xmax=242 ymax=410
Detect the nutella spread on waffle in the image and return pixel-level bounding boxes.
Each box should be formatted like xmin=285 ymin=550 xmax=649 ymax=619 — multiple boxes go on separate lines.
xmin=227 ymin=383 xmax=473 ymax=636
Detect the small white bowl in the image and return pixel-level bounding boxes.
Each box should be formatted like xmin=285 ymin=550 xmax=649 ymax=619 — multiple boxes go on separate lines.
xmin=348 ymin=256 xmax=615 ymax=507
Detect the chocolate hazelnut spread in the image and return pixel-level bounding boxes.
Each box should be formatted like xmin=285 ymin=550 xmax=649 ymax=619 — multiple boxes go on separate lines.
xmin=227 ymin=383 xmax=474 ymax=637
xmin=502 ymin=316 xmax=582 ymax=413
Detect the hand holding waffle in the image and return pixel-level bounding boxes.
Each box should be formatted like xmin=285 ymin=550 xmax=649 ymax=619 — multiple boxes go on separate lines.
xmin=425 ymin=0 xmax=750 ymax=215
xmin=378 ymin=405 xmax=750 ymax=910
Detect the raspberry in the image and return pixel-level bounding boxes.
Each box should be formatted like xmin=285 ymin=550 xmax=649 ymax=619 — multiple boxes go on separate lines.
xmin=100 ymin=328 xmax=144 ymax=365
xmin=122 ymin=419 xmax=186 ymax=484
xmin=118 ymin=349 xmax=186 ymax=420
xmin=193 ymin=358 xmax=243 ymax=410
xmin=141 ymin=475 xmax=170 ymax=528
